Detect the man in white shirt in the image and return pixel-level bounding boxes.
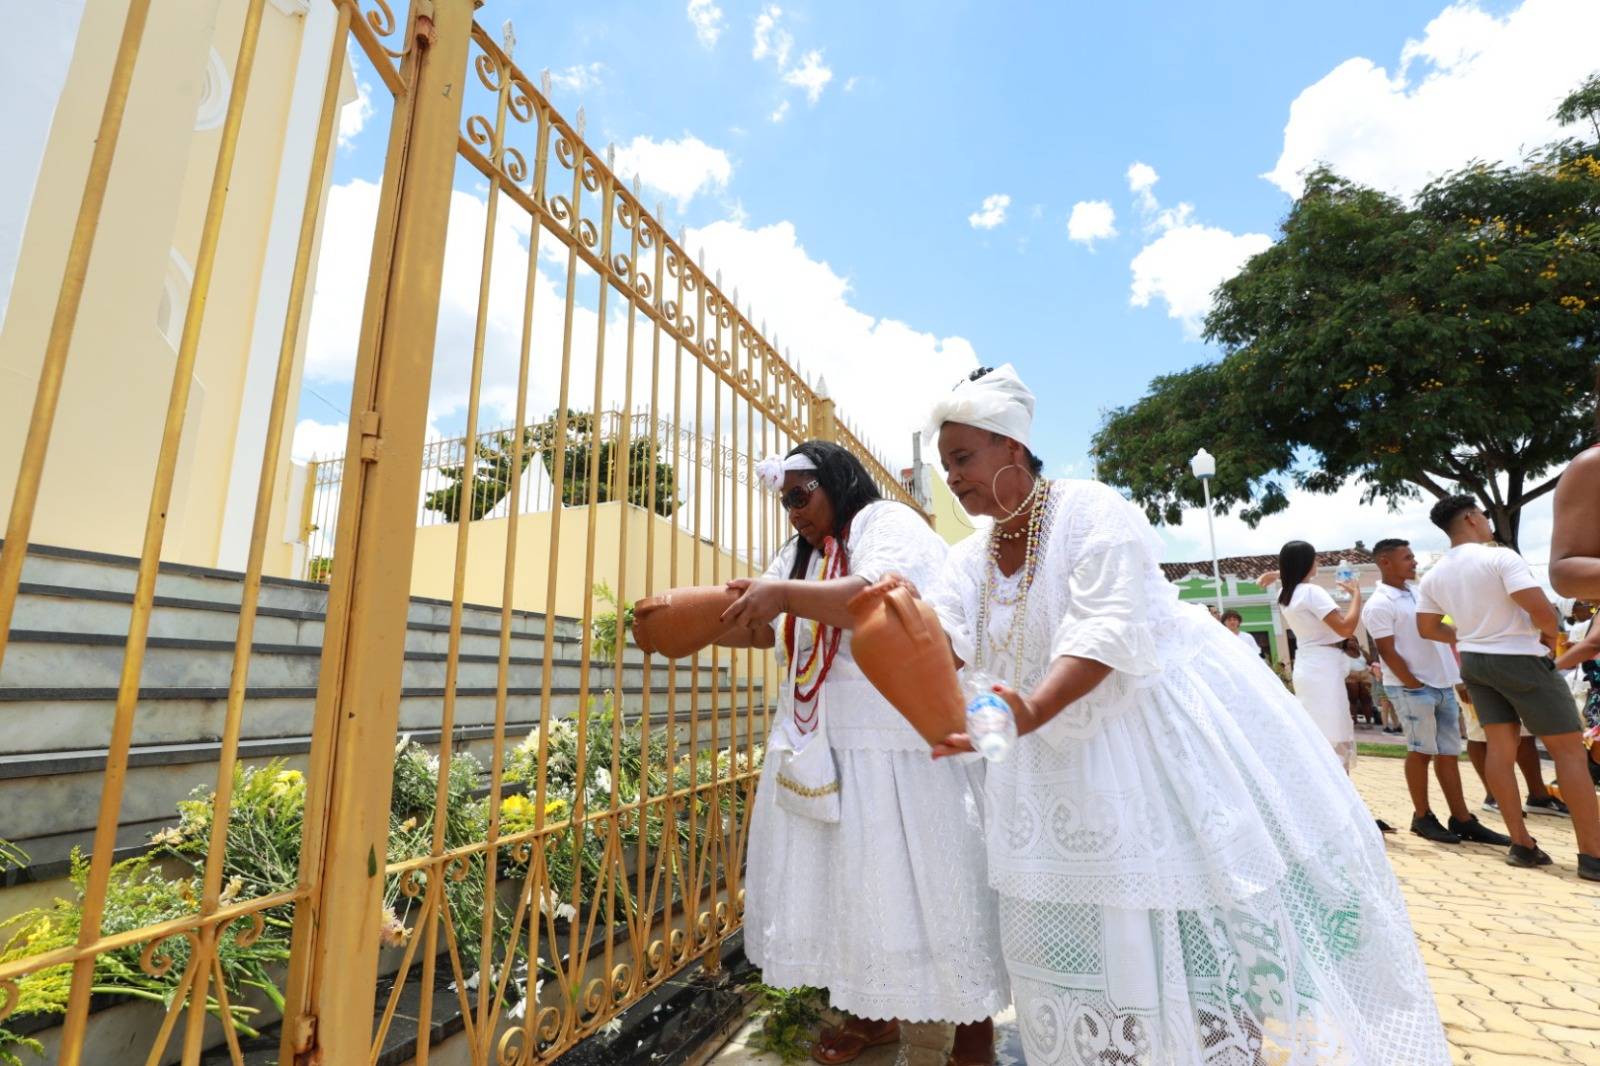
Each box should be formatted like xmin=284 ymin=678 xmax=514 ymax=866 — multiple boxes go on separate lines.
xmin=1366 ymin=538 xmax=1511 ymax=848
xmin=1219 ymin=609 xmax=1262 ymax=658
xmin=1416 ymin=495 xmax=1600 ymax=881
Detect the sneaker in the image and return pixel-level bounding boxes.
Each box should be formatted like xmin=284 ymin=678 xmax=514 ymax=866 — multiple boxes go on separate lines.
xmin=1374 ymin=819 xmax=1397 ymax=834
xmin=1580 ymin=854 xmax=1600 ymax=883
xmin=1506 ymin=841 xmax=1554 ymax=868
xmin=1481 ymin=795 xmax=1499 ymax=813
xmin=1448 ymin=815 xmax=1512 ymax=847
xmin=1524 ymin=796 xmax=1571 ymax=817
xmin=1410 ymin=812 xmax=1461 ymax=844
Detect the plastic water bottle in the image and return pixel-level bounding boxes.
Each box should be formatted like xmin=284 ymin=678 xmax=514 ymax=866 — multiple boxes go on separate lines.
xmin=1333 ymin=558 xmax=1355 ymax=602
xmin=965 ymin=671 xmax=1017 ymax=762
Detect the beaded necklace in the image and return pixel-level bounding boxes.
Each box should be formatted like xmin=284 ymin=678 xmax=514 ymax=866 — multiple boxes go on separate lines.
xmin=975 ymin=482 xmax=1056 ymax=683
xmin=784 ymin=531 xmax=848 ymax=734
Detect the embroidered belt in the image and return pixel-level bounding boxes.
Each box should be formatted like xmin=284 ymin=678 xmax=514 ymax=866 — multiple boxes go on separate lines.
xmin=776 ymin=773 xmax=840 ymax=798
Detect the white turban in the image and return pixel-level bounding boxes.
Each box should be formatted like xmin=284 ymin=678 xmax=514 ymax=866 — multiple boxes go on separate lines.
xmin=924 ymin=363 xmax=1035 ymax=448
xmin=755 ymin=452 xmax=818 ymax=491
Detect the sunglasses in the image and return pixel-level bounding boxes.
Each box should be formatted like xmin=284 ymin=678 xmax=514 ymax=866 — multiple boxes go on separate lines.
xmin=780 ymin=479 xmax=820 ymax=511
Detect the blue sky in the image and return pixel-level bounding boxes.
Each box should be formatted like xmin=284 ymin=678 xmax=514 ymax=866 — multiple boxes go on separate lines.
xmin=298 ymin=0 xmax=1598 ymax=571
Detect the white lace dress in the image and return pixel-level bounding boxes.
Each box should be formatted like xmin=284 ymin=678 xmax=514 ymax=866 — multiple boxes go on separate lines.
xmin=928 ymin=481 xmax=1449 ymax=1065
xmin=743 ymin=500 xmax=1010 ymax=1024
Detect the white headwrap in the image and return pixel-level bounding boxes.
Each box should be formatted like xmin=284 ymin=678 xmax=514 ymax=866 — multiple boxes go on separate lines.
xmin=755 ymin=452 xmax=819 ymax=491
xmin=924 ymin=363 xmax=1035 ymax=447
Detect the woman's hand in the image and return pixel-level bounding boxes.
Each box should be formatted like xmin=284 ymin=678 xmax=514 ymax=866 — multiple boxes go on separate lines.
xmin=931 ymin=680 xmax=1036 ymax=759
xmin=721 ymin=578 xmax=788 ymax=628
xmin=1337 ymin=579 xmax=1361 ymax=602
xmin=879 ymin=572 xmax=921 ymax=599
xmin=1256 ymin=570 xmax=1279 ymax=588
xmin=931 ymin=732 xmax=974 ymax=759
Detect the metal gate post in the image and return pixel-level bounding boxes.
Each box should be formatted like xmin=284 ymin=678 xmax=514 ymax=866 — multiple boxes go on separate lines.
xmin=278 ymin=2 xmax=475 ymax=1061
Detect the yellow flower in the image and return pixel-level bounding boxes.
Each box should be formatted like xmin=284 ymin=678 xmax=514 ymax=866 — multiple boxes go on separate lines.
xmin=545 ymin=798 xmax=569 ymax=819
xmin=501 ymin=795 xmax=535 ymax=818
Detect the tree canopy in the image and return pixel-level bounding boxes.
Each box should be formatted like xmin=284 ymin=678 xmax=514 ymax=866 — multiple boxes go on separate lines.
xmin=1092 ymin=87 xmax=1600 ymax=548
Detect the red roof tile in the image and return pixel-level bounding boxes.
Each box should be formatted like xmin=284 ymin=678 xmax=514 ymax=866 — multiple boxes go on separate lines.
xmin=1160 ymin=548 xmax=1374 ymax=583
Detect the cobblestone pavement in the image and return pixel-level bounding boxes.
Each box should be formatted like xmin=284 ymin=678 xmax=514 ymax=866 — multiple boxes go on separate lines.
xmin=712 ymin=757 xmax=1600 ymax=1065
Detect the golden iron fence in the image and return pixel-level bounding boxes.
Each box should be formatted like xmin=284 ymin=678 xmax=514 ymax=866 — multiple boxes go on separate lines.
xmin=0 ymin=2 xmax=927 ymax=1064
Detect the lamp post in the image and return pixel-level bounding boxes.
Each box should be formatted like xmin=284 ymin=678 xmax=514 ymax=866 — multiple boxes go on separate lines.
xmin=1191 ymin=448 xmax=1225 ymax=616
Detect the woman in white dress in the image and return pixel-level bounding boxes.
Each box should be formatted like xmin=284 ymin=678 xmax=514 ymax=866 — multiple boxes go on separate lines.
xmin=1272 ymin=542 xmax=1364 ymax=773
xmin=717 ymin=440 xmax=1008 ymax=1066
xmin=917 ymin=365 xmax=1448 ymax=1065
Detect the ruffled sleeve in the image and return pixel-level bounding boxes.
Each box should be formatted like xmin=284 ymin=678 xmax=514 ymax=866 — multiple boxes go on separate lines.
xmin=848 ymin=502 xmax=949 ymax=590
xmin=1049 ymin=539 xmax=1161 ymax=678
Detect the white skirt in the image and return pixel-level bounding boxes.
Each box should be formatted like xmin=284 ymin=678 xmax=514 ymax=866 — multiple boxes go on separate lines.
xmin=743 ymin=744 xmax=1010 ymax=1024
xmin=1292 ymin=643 xmax=1357 ymax=770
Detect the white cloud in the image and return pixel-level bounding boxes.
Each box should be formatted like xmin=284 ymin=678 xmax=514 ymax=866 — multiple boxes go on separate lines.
xmin=1265 ymin=0 xmax=1600 ymax=198
xmin=688 ymin=219 xmax=981 ymax=465
xmin=843 ymin=76 xmax=860 ymax=93
xmin=752 ymin=6 xmax=793 ymax=68
xmin=546 ymin=62 xmax=604 ymax=93
xmin=1129 ymin=224 xmax=1271 ymax=336
xmin=1067 ymin=200 xmax=1117 ymax=247
xmin=291 ymin=418 xmax=350 ymax=462
xmin=687 ymin=0 xmax=725 ymax=48
xmin=611 ymin=134 xmax=733 ymax=210
xmin=338 ymin=76 xmax=372 ymax=148
xmin=1126 ymin=161 xmax=1159 ymax=212
xmin=1124 ymin=161 xmax=1268 ymax=334
xmin=782 ymin=49 xmax=834 ymax=104
xmin=769 ymin=100 xmax=790 ymax=124
xmin=967 ymin=193 xmax=1011 ymax=230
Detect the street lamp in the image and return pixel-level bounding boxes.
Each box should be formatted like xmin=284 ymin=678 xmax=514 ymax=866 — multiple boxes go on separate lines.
xmin=1191 ymin=448 xmax=1225 ymax=616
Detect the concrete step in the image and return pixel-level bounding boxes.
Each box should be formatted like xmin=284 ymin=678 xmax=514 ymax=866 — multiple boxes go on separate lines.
xmin=0 ymin=678 xmax=765 ymax=755
xmin=9 ymin=541 xmax=590 ymax=640
xmin=0 ymin=692 xmax=770 ymax=842
xmin=0 ymin=630 xmax=729 ymax=693
xmin=9 ymin=583 xmax=666 ymax=664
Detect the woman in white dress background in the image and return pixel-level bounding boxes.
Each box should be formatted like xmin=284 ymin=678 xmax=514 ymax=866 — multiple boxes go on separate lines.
xmin=916 ymin=365 xmax=1448 ymax=1065
xmin=1272 ymin=542 xmax=1364 ymax=774
xmin=718 ymin=440 xmax=1008 ymax=1066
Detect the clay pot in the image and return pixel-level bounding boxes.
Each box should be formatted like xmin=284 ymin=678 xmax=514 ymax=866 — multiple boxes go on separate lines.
xmin=846 ymin=579 xmax=965 ymax=747
xmin=632 ymin=586 xmax=741 ymax=659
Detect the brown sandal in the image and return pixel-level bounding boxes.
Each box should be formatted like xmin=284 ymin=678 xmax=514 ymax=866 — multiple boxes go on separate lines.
xmin=811 ymin=1019 xmax=900 ymax=1064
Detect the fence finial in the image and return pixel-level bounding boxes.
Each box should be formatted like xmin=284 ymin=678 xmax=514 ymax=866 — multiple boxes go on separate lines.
xmin=540 ymin=68 xmax=552 ymax=96
xmin=606 ymin=142 xmax=616 ymax=170
xmin=501 ymin=19 xmax=517 ymax=55
xmin=577 ymin=106 xmax=587 ymax=137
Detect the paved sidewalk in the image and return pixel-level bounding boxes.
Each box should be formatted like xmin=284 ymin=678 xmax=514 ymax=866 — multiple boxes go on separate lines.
xmin=712 ymin=758 xmax=1600 ymax=1065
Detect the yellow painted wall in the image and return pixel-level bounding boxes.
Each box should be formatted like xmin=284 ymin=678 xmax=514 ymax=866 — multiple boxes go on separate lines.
xmin=408 ymin=502 xmax=762 ymax=622
xmin=926 ymin=468 xmax=978 ymax=545
xmin=0 ymin=0 xmax=324 ymax=573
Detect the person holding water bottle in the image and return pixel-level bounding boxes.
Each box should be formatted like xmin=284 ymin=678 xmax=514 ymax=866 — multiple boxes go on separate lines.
xmin=910 ymin=365 xmax=1448 ymax=1066
xmin=714 ymin=440 xmax=1007 ymax=1066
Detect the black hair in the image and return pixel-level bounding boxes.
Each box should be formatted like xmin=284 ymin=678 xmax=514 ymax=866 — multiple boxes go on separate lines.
xmin=784 ymin=440 xmax=883 ymax=579
xmin=1429 ymin=494 xmax=1478 ymax=533
xmin=1277 ymin=540 xmax=1318 ymax=607
xmin=1221 ymin=609 xmax=1243 ymax=624
xmin=1371 ymin=538 xmax=1410 ymax=558
xmin=961 ymin=366 xmax=1045 ymax=476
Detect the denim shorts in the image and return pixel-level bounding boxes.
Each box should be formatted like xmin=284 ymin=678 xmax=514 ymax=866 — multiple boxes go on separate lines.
xmin=1384 ymin=685 xmax=1463 ymax=756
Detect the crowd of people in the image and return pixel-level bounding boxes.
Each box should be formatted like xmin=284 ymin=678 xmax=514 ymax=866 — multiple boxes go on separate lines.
xmin=710 ymin=365 xmax=1467 ymax=1066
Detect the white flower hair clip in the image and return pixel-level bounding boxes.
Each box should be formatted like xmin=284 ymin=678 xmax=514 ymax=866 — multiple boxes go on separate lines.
xmin=755 ymin=452 xmax=819 ymax=492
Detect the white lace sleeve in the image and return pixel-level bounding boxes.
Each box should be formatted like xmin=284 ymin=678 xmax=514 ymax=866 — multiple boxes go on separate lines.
xmin=1049 ymin=540 xmax=1159 ymax=678
xmin=848 ymin=502 xmax=948 ymax=589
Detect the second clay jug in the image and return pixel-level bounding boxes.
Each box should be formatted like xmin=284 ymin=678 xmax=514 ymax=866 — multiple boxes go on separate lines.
xmin=632 ymin=585 xmax=740 ymax=659
xmin=846 ymin=579 xmax=965 ymax=747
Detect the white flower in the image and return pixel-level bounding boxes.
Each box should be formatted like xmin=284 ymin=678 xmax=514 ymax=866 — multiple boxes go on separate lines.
xmin=601 ymin=1018 xmax=622 ymax=1037
xmin=556 ymin=901 xmax=578 ymax=923
xmin=594 ymin=767 xmax=613 ymax=794
xmin=755 ymin=455 xmax=787 ymax=491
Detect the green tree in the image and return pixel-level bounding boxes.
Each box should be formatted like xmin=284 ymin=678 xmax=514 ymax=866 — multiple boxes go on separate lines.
xmin=1093 ymin=113 xmax=1600 ymax=548
xmin=422 ymin=426 xmax=539 ymax=522
xmin=530 ymin=410 xmax=679 ymax=518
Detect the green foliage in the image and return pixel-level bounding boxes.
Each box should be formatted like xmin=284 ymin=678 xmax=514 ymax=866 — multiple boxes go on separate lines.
xmin=1555 ymin=71 xmax=1600 ymax=143
xmin=746 ymin=985 xmax=828 ymax=1063
xmin=531 ymin=411 xmax=679 ymax=518
xmin=305 ymin=556 xmax=333 ymax=583
xmin=0 ymin=839 xmax=27 ymax=874
xmin=589 ymin=581 xmax=635 ymax=663
xmin=1093 ymin=112 xmax=1600 ymax=547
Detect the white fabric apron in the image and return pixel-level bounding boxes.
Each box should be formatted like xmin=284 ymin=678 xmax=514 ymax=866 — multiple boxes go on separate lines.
xmin=1292 ymin=643 xmax=1357 ymax=770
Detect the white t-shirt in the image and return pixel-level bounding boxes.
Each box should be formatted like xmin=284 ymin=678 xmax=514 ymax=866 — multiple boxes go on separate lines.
xmin=1416 ymin=543 xmax=1547 ymax=657
xmin=1363 ymin=580 xmax=1462 ymax=689
xmin=1234 ymin=628 xmax=1261 ymax=656
xmin=1282 ymin=582 xmax=1343 ymax=648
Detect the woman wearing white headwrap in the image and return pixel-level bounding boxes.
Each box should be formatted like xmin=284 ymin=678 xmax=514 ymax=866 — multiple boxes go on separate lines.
xmin=716 ymin=439 xmax=1007 ymax=1066
xmin=908 ymin=365 xmax=1449 ymax=1065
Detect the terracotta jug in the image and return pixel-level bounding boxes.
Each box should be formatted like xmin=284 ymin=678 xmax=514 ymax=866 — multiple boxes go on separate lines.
xmin=632 ymin=586 xmax=741 ymax=659
xmin=846 ymin=580 xmax=965 ymax=747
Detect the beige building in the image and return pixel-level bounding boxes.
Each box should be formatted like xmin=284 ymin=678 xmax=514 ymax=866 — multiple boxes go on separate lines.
xmin=0 ymin=0 xmax=352 ymax=578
